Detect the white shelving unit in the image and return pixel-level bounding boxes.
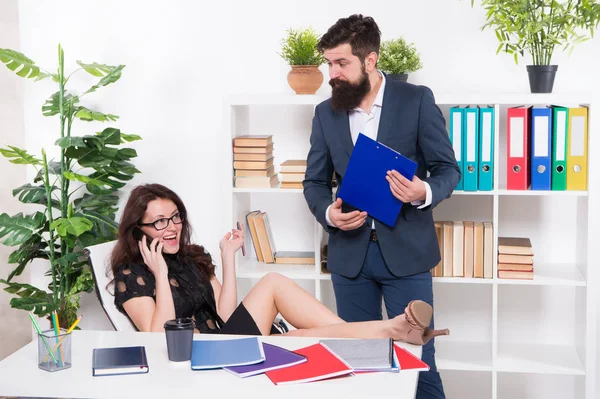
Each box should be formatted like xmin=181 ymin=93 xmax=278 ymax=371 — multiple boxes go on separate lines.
xmin=221 ymin=91 xmax=597 ymax=399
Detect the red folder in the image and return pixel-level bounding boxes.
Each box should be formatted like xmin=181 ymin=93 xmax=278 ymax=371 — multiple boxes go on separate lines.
xmin=394 ymin=343 xmax=430 ymax=371
xmin=265 ymin=343 xmax=353 ymax=385
xmin=507 ymin=106 xmax=531 ymax=190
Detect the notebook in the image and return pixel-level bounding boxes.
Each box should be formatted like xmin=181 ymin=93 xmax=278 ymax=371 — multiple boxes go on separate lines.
xmin=319 ymin=338 xmax=394 ymax=371
xmin=265 ymin=343 xmax=353 ymax=385
xmin=191 ymin=337 xmax=265 ymax=370
xmin=92 ymin=346 xmax=149 ymax=377
xmin=223 ymin=342 xmax=307 ymax=378
xmin=337 ymin=133 xmax=418 ymax=227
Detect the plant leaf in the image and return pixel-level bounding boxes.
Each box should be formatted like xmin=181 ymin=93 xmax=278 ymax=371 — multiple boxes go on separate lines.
xmin=0 ymin=146 xmax=42 ymax=165
xmin=6 ymin=234 xmax=48 ymax=281
xmin=63 ymin=171 xmax=107 ymax=187
xmin=12 ymin=183 xmax=57 ymax=206
xmin=42 ymin=91 xmax=80 ymax=117
xmin=75 ymin=61 xmax=114 ymax=77
xmin=0 ymin=48 xmax=45 ymax=79
xmin=120 ymin=133 xmax=142 ymax=143
xmin=85 ymin=65 xmax=125 ymax=94
xmin=50 ymin=216 xmax=93 ymax=237
xmin=96 ymin=127 xmax=121 ymax=145
xmin=74 ymin=107 xmax=119 ymax=122
xmin=0 ymin=212 xmax=46 ymax=246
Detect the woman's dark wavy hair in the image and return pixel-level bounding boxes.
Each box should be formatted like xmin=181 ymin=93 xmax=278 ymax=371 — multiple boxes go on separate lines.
xmin=109 ymin=183 xmax=215 ymax=282
xmin=317 ymin=14 xmax=381 ymax=61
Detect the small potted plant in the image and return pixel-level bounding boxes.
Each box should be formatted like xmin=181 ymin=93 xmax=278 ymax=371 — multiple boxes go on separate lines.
xmin=470 ymin=0 xmax=600 ymax=93
xmin=279 ymin=27 xmax=325 ymax=94
xmin=378 ymin=37 xmax=423 ymax=82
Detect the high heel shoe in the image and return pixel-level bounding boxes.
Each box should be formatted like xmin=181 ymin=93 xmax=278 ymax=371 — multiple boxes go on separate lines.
xmin=400 ymin=300 xmax=450 ymax=345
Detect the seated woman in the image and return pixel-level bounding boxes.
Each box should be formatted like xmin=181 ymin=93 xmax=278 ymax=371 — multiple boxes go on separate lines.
xmin=111 ymin=183 xmax=449 ymax=345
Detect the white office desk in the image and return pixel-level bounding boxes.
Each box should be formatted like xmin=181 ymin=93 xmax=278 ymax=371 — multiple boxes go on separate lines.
xmin=0 ymin=330 xmax=421 ymax=399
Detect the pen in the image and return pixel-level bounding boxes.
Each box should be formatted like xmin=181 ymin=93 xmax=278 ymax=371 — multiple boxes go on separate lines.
xmin=29 ymin=313 xmax=58 ymax=365
xmin=52 ymin=311 xmax=64 ymax=367
xmin=237 ymin=221 xmax=246 ymax=256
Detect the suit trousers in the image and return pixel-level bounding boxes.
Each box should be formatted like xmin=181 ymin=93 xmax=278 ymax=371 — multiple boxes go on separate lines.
xmin=331 ymin=240 xmax=446 ymax=399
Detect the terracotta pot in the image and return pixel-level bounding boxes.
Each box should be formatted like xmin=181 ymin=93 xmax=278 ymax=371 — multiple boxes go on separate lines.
xmin=287 ymin=65 xmax=323 ymax=94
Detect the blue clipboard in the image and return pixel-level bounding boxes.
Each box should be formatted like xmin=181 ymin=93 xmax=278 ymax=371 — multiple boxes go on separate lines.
xmin=337 ymin=133 xmax=418 ymax=227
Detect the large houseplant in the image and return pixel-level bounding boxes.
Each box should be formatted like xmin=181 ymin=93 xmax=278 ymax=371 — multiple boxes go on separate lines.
xmin=279 ymin=27 xmax=326 ymax=94
xmin=378 ymin=37 xmax=423 ymax=82
xmin=470 ymin=0 xmax=600 ymax=93
xmin=0 ymin=45 xmax=141 ymax=327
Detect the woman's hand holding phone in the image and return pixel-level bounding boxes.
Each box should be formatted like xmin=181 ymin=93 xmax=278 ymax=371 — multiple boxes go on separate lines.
xmin=138 ymin=235 xmax=168 ymax=278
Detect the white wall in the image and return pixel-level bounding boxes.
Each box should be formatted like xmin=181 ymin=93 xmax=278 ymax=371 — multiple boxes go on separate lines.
xmin=0 ymin=0 xmax=31 ymax=360
xmin=8 ymin=0 xmax=600 ymax=396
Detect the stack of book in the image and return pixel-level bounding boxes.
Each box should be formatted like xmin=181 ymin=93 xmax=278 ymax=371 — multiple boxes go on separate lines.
xmin=233 ymin=135 xmax=279 ymax=188
xmin=430 ymin=221 xmax=493 ymax=279
xmin=497 ymin=237 xmax=534 ymax=280
xmin=279 ymin=160 xmax=307 ymax=189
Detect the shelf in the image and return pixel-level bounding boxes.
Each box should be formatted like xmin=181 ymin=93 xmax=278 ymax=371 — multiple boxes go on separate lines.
xmin=226 ymin=91 xmax=593 ymax=107
xmin=233 ymin=187 xmax=303 ymax=194
xmin=494 ymin=188 xmax=588 ymax=197
xmin=227 ymin=93 xmax=327 ymax=106
xmin=433 ymin=277 xmax=493 ymax=284
xmin=496 ymin=263 xmax=585 ymax=287
xmin=496 ymin=343 xmax=585 ymax=375
xmin=233 ymin=186 xmax=588 ymax=197
xmin=435 ymin=341 xmax=492 ymax=372
xmin=236 ymin=259 xmax=316 ymax=280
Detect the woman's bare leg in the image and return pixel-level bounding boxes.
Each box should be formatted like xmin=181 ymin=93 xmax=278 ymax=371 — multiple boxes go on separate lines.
xmin=242 ymin=272 xmax=344 ymax=335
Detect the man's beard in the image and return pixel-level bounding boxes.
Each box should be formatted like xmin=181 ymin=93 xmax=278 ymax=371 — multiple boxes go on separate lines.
xmin=329 ymin=68 xmax=371 ymax=112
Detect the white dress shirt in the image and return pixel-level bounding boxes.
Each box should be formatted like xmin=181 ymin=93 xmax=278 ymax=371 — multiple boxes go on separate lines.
xmin=325 ymin=71 xmax=432 ymax=228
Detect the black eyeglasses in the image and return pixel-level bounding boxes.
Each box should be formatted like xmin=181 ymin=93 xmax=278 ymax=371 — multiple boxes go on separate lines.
xmin=139 ymin=212 xmax=184 ymax=231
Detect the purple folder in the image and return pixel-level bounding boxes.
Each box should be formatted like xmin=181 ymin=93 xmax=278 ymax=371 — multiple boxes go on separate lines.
xmin=223 ymin=342 xmax=307 ymax=378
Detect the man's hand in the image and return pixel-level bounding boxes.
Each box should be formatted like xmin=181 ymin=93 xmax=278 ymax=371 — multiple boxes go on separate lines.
xmin=328 ymin=198 xmax=367 ymax=231
xmin=386 ymin=171 xmax=426 ymax=203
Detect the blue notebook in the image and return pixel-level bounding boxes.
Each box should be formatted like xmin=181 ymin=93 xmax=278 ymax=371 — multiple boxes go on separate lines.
xmin=191 ymin=337 xmax=265 ymax=370
xmin=92 ymin=346 xmax=149 ymax=377
xmin=223 ymin=342 xmax=307 ymax=378
xmin=338 ymin=133 xmax=418 ymax=227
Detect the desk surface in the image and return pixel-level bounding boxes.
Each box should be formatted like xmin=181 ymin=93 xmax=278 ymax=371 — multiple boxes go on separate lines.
xmin=0 ymin=330 xmax=421 ymax=399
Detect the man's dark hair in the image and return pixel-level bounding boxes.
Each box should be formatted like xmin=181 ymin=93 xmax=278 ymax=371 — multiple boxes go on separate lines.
xmin=317 ymin=14 xmax=381 ymax=61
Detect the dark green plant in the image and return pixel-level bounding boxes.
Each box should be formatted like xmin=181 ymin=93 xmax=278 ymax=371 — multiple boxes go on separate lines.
xmin=279 ymin=27 xmax=325 ymax=66
xmin=0 ymin=45 xmax=141 ymax=327
xmin=378 ymin=37 xmax=423 ymax=74
xmin=470 ymin=0 xmax=600 ymax=65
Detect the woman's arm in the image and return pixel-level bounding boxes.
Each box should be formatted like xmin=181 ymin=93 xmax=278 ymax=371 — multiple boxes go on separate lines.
xmin=123 ymin=275 xmax=175 ymax=332
xmin=123 ymin=237 xmax=176 ymax=332
xmin=211 ymin=226 xmax=245 ymax=322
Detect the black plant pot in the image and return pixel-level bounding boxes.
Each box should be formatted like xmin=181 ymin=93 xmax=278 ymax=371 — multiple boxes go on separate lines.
xmin=526 ymin=65 xmax=558 ymax=93
xmin=388 ymin=73 xmax=408 ymax=82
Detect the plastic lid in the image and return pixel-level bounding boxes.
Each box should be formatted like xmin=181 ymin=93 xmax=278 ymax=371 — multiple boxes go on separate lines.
xmin=164 ymin=317 xmax=195 ymax=330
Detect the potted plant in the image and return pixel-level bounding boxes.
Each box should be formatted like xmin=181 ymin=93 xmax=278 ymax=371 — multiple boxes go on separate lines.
xmin=0 ymin=45 xmax=142 ymax=328
xmin=470 ymin=0 xmax=600 ymax=93
xmin=378 ymin=37 xmax=423 ymax=82
xmin=279 ymin=27 xmax=326 ymax=94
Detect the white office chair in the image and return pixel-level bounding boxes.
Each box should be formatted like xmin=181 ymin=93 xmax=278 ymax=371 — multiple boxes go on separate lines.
xmin=85 ymin=240 xmax=138 ymax=332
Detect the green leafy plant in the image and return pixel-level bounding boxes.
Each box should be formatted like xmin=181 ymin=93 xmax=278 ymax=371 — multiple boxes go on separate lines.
xmin=0 ymin=45 xmax=141 ymax=327
xmin=279 ymin=27 xmax=325 ymax=66
xmin=470 ymin=0 xmax=600 ymax=65
xmin=378 ymin=37 xmax=423 ymax=75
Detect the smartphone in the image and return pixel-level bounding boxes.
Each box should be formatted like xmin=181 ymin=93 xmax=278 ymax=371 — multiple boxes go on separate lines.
xmin=237 ymin=221 xmax=246 ymax=257
xmin=133 ymin=227 xmax=154 ymax=251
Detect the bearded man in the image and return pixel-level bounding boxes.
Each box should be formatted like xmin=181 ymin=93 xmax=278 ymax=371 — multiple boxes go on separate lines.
xmin=302 ymin=14 xmax=461 ymax=399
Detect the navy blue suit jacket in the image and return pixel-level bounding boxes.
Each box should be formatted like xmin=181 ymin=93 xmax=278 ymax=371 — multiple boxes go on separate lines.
xmin=303 ymin=77 xmax=461 ymax=278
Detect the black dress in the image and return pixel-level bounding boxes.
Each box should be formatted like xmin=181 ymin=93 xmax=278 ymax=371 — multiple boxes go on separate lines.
xmin=113 ymin=254 xmax=264 ymax=335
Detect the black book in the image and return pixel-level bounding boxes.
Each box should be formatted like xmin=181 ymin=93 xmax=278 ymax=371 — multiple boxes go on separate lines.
xmin=92 ymin=346 xmax=149 ymax=377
